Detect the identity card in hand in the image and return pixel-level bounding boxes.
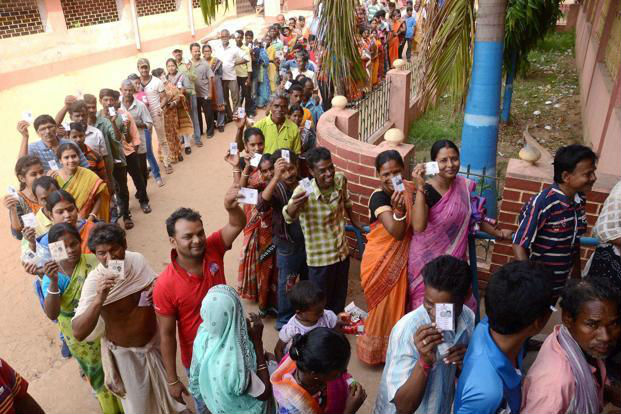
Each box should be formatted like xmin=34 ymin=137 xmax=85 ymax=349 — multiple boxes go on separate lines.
xmin=284 ymin=81 xmax=292 ymax=90
xmin=435 ymin=303 xmax=455 ymax=331
xmin=391 ymin=175 xmax=405 ymax=192
xmin=21 ymin=213 xmax=37 ymax=228
xmin=304 ymin=120 xmax=312 ymax=130
xmin=282 ymin=149 xmax=290 ymax=163
xmin=237 ymin=107 xmax=245 ymax=118
xmin=108 ymin=107 xmax=116 ymax=116
xmin=239 ymin=187 xmax=258 ymax=205
xmin=7 ymin=185 xmax=18 ymax=199
xmin=300 ymin=177 xmax=314 ymax=196
xmin=250 ymin=153 xmax=262 ymax=167
xmin=425 ymin=161 xmax=440 ymax=176
xmin=107 ymin=259 xmax=125 ymax=280
xmin=48 ymin=160 xmax=60 ymax=171
xmin=22 ymin=111 xmax=33 ymax=123
xmin=229 ymin=142 xmax=238 ymax=155
xmin=49 ymin=241 xmax=69 ymax=262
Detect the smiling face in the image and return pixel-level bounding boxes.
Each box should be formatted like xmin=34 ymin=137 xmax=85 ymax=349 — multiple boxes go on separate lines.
xmin=59 ymin=148 xmax=80 ymax=173
xmin=310 ymin=158 xmax=335 ymax=189
xmin=36 ymin=122 xmax=58 ymax=146
xmin=138 ymin=63 xmax=150 ymax=78
xmin=171 ymin=218 xmax=206 ymax=260
xmin=190 ymin=45 xmax=201 ymax=61
xmin=69 ymin=129 xmax=86 ymax=145
xmin=166 ymin=60 xmax=177 ymax=76
xmin=173 ymin=50 xmax=183 ymax=63
xmin=245 ymin=134 xmax=265 ymax=156
xmin=378 ymin=159 xmax=404 ymax=194
xmin=290 ymin=109 xmax=304 ymax=126
xmin=433 ymin=146 xmax=460 ymax=179
xmin=202 ymin=46 xmax=212 ymax=60
xmin=562 ymin=158 xmax=597 ymax=194
xmin=51 ymin=199 xmax=78 ymax=227
xmin=563 ymin=299 xmax=620 ymax=360
xmin=281 ymin=161 xmax=298 ymax=188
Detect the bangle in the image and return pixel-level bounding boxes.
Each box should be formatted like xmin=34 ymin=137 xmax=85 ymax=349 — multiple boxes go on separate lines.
xmin=47 ymin=288 xmax=61 ymax=295
xmin=257 ymin=364 xmax=267 ymax=371
xmin=89 ymin=213 xmax=98 ymax=220
xmin=419 ymin=360 xmax=432 ymax=375
xmin=167 ymin=379 xmax=180 ymax=386
xmin=393 ymin=212 xmax=406 ymax=221
xmin=242 ymin=172 xmax=250 ymax=177
xmin=232 ymin=169 xmax=241 ymax=173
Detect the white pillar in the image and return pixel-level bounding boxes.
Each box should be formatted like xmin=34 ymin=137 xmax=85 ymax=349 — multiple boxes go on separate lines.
xmin=264 ymin=0 xmax=281 ymax=17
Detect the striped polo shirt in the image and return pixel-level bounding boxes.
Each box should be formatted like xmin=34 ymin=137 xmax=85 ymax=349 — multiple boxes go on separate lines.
xmin=513 ymin=184 xmax=587 ymax=295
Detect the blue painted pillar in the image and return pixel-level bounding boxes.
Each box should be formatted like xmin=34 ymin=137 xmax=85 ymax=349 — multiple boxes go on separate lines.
xmin=460 ymin=40 xmax=504 ymax=218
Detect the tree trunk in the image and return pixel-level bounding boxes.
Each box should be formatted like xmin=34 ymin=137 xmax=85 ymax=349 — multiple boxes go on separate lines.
xmin=501 ymin=50 xmax=517 ymax=123
xmin=459 ymin=0 xmax=508 ymax=218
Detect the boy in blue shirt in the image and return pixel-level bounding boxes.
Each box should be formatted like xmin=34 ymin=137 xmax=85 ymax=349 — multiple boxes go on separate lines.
xmin=404 ymin=6 xmax=416 ymax=60
xmin=454 ymin=261 xmax=554 ymax=414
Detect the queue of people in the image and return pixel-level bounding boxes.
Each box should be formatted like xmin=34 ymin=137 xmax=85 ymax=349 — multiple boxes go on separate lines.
xmin=3 ymin=11 xmax=621 ymax=414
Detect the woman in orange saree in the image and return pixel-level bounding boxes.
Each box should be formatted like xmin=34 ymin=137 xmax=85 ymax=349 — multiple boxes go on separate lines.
xmin=357 ymin=150 xmax=413 ymax=365
xmin=388 ymin=11 xmax=404 ymax=66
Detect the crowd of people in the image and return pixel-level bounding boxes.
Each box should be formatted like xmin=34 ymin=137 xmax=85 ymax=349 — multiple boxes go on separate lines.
xmin=2 ymin=4 xmax=621 ymax=414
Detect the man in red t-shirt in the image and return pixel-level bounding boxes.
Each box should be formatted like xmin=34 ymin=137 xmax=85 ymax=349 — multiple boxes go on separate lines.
xmin=0 ymin=358 xmax=44 ymax=414
xmin=153 ymin=185 xmax=246 ymax=412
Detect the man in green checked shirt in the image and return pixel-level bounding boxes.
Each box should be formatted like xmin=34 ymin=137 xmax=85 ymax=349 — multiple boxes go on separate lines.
xmin=284 ymin=147 xmax=364 ymax=314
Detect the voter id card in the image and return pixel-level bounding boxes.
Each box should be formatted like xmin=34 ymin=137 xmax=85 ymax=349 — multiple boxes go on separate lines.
xmin=49 ymin=241 xmax=69 ymax=262
xmin=107 ymin=259 xmax=125 ymax=280
xmin=425 ymin=161 xmax=440 ymax=176
xmin=239 ymin=187 xmax=258 ymax=205
xmin=435 ymin=303 xmax=455 ymax=331
xmin=391 ymin=175 xmax=405 ymax=192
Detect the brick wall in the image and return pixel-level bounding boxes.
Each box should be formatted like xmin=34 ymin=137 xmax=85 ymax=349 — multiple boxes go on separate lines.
xmin=0 ymin=0 xmax=44 ymax=39
xmin=136 ymin=0 xmax=177 ymax=17
xmin=487 ymin=158 xmax=616 ymax=286
xmin=61 ymin=0 xmax=119 ymax=28
xmin=236 ymin=0 xmax=255 ymax=15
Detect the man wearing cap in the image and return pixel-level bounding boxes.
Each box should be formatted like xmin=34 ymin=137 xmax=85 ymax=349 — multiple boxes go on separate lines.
xmin=137 ymin=58 xmax=173 ymax=175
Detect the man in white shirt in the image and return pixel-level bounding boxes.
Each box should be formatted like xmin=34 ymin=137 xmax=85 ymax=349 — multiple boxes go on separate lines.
xmin=137 ymin=58 xmax=172 ymax=174
xmin=202 ymin=29 xmax=248 ymax=122
xmin=291 ymin=51 xmax=317 ymax=87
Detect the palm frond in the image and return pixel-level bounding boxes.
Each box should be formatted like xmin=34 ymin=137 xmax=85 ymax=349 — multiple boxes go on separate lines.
xmin=316 ymin=0 xmax=368 ymax=97
xmin=199 ymin=0 xmax=233 ymax=25
xmin=504 ymin=0 xmax=562 ymax=71
xmin=413 ymin=0 xmax=475 ymax=113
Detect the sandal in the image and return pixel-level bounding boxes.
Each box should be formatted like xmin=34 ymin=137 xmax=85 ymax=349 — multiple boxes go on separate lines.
xmin=123 ymin=217 xmax=134 ymax=230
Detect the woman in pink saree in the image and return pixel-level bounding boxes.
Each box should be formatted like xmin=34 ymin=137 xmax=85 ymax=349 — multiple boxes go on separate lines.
xmin=407 ymin=140 xmax=512 ymax=311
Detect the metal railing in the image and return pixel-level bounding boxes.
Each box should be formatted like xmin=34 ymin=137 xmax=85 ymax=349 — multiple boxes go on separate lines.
xmin=349 ymin=78 xmax=391 ymax=143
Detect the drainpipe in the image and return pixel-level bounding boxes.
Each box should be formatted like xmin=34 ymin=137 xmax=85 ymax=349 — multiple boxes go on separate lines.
xmin=130 ymin=0 xmax=141 ymax=50
xmin=188 ymin=0 xmax=196 ymax=37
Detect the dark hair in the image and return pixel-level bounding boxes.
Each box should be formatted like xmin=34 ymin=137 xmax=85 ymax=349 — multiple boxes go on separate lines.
xmin=243 ymin=127 xmax=265 ymax=144
xmin=87 ymin=223 xmax=126 ymax=252
xmin=375 ymin=150 xmax=404 ymax=172
xmin=46 ymin=190 xmax=76 ymax=213
xmin=422 ymin=255 xmax=471 ymax=301
xmin=407 ymin=6 xmax=413 ymax=11
xmin=33 ymin=114 xmax=56 ymax=131
xmin=112 ymin=90 xmax=120 ymax=100
xmin=15 ymin=155 xmax=42 ymax=181
xmin=48 ymin=222 xmax=81 ymax=244
xmin=299 ymin=76 xmax=312 ymax=87
xmin=165 ymin=58 xmax=177 ymax=67
xmin=289 ymin=83 xmax=304 ymax=94
xmin=375 ymin=9 xmax=386 ymax=18
xmin=560 ymin=277 xmax=620 ymax=320
xmin=259 ymin=153 xmax=273 ymax=168
xmin=69 ymin=122 xmax=86 ymax=133
xmin=245 ymin=30 xmax=254 ymax=37
xmin=288 ymin=281 xmax=326 ymax=312
xmin=165 ymin=207 xmax=203 ymax=237
xmin=99 ymin=88 xmax=115 ymax=99
xmin=56 ymin=142 xmax=81 ymax=160
xmin=306 ymin=146 xmax=332 ymax=168
xmin=289 ymin=327 xmax=350 ymax=374
xmin=299 ymin=15 xmax=305 ymax=21
xmin=271 ymin=148 xmax=298 ymax=165
xmin=127 ymin=73 xmax=140 ymax=81
xmin=172 ymin=48 xmax=182 ymax=53
xmin=202 ymin=44 xmax=212 ymax=52
xmin=151 ymin=68 xmax=165 ymax=78
xmin=236 ymin=29 xmax=244 ymax=37
xmin=430 ymin=139 xmax=459 ymax=161
xmin=190 ymin=42 xmax=201 ymax=51
xmin=68 ymin=100 xmax=87 ymax=115
xmin=289 ymin=103 xmax=304 ymax=115
xmin=485 ymin=261 xmax=553 ymax=335
xmin=32 ymin=176 xmax=60 ymax=196
xmin=553 ymin=144 xmax=597 ymax=184
xmin=83 ymin=94 xmax=97 ymax=104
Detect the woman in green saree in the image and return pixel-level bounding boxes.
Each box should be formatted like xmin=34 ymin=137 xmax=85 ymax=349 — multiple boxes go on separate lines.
xmin=41 ymin=223 xmax=123 ymax=414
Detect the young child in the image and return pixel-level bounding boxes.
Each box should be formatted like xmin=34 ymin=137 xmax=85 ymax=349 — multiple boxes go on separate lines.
xmin=274 ymin=280 xmax=341 ymax=361
xmin=4 ymin=156 xmax=45 ymax=240
xmin=289 ymin=104 xmax=316 ymax=154
xmin=513 ymin=144 xmax=597 ymax=301
xmin=68 ymin=122 xmax=108 ymax=181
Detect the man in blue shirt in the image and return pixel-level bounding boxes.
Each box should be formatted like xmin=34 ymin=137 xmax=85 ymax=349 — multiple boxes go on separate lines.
xmin=455 ymin=261 xmax=554 ymax=414
xmin=404 ymin=6 xmax=417 ymax=60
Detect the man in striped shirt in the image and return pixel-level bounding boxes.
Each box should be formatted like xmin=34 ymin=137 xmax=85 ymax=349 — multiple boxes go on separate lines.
xmin=513 ymin=144 xmax=597 ymax=300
